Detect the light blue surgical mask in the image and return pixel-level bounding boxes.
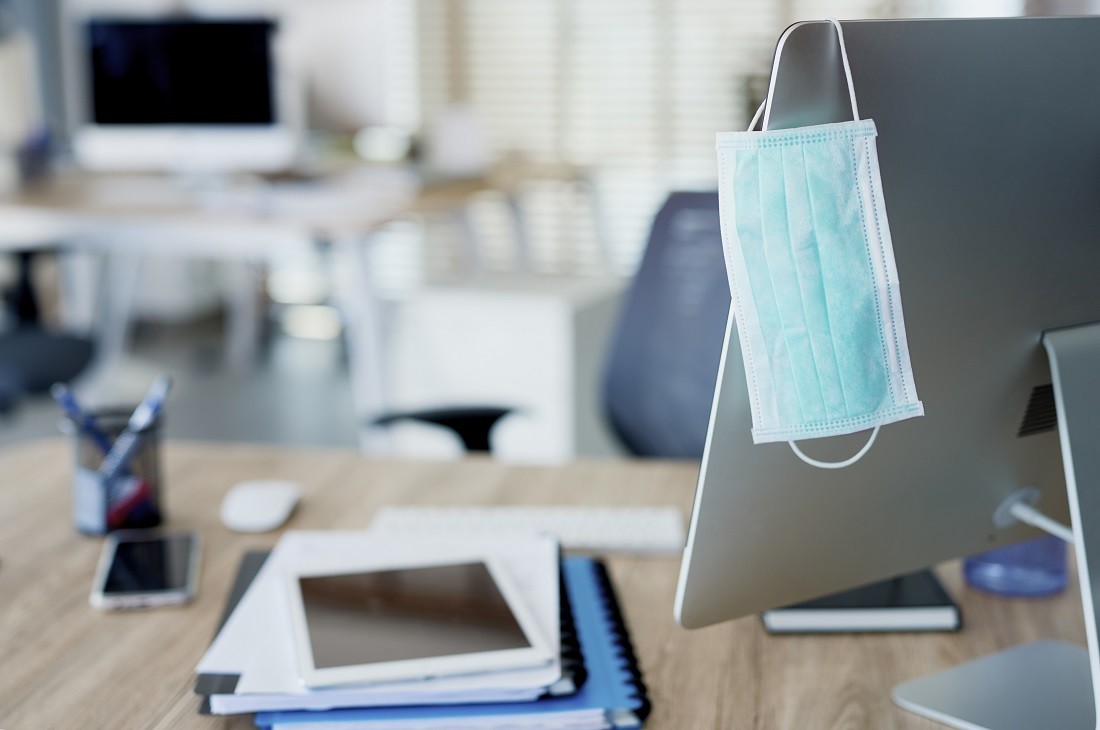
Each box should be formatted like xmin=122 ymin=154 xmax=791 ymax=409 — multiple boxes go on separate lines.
xmin=716 ymin=18 xmax=923 ymax=468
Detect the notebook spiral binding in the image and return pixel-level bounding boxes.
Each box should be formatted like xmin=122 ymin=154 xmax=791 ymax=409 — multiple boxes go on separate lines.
xmin=592 ymin=560 xmax=652 ymax=722
xmin=547 ymin=569 xmax=589 ymax=696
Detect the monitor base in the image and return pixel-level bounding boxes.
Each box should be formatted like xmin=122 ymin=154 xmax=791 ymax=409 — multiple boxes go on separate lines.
xmin=895 ymin=323 xmax=1100 ymax=728
xmin=893 ymin=640 xmax=1094 ymax=729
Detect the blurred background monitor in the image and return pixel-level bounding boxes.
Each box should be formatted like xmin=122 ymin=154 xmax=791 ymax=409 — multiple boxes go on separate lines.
xmin=66 ymin=14 xmax=302 ymax=173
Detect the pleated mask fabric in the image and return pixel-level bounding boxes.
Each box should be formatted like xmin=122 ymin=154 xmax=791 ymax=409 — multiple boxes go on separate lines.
xmin=716 ymin=19 xmax=923 ymax=465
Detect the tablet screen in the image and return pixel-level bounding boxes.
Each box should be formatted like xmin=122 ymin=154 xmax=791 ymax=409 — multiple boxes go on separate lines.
xmin=298 ymin=561 xmax=532 ymax=670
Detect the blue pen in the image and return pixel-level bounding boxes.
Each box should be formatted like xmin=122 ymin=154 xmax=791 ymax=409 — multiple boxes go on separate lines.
xmin=50 ymin=383 xmax=114 ymax=454
xmin=98 ymin=374 xmax=173 ymax=484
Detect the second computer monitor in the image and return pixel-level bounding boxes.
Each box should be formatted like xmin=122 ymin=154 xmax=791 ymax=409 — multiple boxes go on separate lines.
xmin=68 ymin=15 xmax=302 ymax=173
xmin=675 ymin=17 xmax=1100 ymax=629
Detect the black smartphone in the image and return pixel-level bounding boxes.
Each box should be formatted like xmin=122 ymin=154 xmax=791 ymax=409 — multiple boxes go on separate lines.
xmin=90 ymin=529 xmax=201 ymax=609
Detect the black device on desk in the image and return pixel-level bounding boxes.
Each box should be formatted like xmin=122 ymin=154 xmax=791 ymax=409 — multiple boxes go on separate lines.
xmin=90 ymin=529 xmax=201 ymax=610
xmin=762 ymin=570 xmax=960 ymax=634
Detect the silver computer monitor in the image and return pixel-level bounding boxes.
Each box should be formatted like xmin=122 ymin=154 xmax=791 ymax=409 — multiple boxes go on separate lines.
xmin=676 ymin=18 xmax=1100 ymax=726
xmin=65 ymin=13 xmax=303 ymax=173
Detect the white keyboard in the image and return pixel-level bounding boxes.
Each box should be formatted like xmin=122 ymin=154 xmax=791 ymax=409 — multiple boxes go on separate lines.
xmin=370 ymin=506 xmax=686 ymax=555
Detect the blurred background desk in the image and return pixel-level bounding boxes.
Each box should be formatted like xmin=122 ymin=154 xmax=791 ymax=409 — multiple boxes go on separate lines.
xmin=0 ymin=439 xmax=1086 ymax=729
xmin=0 ymin=164 xmax=543 ymax=448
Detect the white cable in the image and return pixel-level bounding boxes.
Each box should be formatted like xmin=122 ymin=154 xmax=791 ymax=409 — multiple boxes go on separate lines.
xmin=788 ymin=425 xmax=880 ymax=470
xmin=1009 ymin=501 xmax=1074 ymax=544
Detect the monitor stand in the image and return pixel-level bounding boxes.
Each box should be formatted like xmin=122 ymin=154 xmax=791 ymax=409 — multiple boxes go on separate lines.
xmin=893 ymin=323 xmax=1100 ymax=729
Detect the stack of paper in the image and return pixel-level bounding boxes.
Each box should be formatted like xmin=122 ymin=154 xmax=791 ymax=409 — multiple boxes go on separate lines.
xmin=196 ymin=531 xmax=563 ymax=715
xmin=252 ymin=558 xmax=650 ymax=730
xmin=194 ymin=531 xmax=651 ymax=729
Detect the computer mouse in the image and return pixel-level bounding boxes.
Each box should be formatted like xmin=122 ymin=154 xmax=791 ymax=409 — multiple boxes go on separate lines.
xmin=220 ymin=480 xmax=302 ymax=533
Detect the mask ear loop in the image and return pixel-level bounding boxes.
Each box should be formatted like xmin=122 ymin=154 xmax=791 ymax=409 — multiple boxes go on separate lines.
xmin=752 ymin=19 xmax=878 ymax=469
xmin=759 ymin=18 xmax=860 ymax=132
xmin=763 ymin=17 xmax=875 ymax=470
xmin=788 ymin=425 xmax=880 ymax=469
xmin=827 ymin=17 xmax=860 ymax=121
xmin=747 ymin=100 xmax=766 ymax=132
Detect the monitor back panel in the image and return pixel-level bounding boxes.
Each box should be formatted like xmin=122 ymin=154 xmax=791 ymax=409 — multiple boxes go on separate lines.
xmin=677 ymin=17 xmax=1100 ymax=629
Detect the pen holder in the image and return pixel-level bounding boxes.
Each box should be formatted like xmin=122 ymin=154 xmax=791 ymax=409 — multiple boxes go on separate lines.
xmin=66 ymin=408 xmax=164 ymax=535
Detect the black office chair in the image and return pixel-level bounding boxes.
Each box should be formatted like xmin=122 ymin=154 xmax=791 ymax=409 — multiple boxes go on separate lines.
xmin=0 ymin=251 xmax=95 ymax=415
xmin=371 ymin=192 xmax=728 ymax=458
xmin=373 ymin=406 xmax=514 ymax=453
xmin=601 ymin=191 xmax=727 ymax=459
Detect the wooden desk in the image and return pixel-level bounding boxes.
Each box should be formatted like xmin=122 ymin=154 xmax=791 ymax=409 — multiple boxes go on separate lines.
xmin=0 ymin=440 xmax=1085 ymax=729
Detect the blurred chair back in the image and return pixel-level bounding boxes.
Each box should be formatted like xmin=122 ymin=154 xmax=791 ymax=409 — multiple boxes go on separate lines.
xmin=602 ymin=192 xmax=729 ymax=459
xmin=0 ymin=252 xmax=94 ymax=415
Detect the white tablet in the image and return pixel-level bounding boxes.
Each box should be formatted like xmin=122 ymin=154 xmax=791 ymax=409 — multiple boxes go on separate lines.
xmin=285 ymin=557 xmax=554 ymax=688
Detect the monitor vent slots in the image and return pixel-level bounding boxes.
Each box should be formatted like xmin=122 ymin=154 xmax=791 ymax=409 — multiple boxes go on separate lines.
xmin=1018 ymin=384 xmax=1058 ymax=437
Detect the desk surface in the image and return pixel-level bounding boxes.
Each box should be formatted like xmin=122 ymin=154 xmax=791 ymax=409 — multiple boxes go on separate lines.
xmin=0 ymin=160 xmax=582 ymax=251
xmin=0 ymin=440 xmax=1085 ymax=729
xmin=0 ymin=167 xmax=426 ymax=251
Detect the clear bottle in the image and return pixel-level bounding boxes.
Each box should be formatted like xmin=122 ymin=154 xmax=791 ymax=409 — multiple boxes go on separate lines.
xmin=963 ymin=535 xmax=1068 ymax=597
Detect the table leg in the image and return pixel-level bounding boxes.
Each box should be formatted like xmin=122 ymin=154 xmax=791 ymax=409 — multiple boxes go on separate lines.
xmin=56 ymin=248 xmax=101 ymax=335
xmin=503 ymin=189 xmax=532 ymax=272
xmin=97 ymin=250 xmax=142 ymax=367
xmin=328 ymin=234 xmax=391 ymax=454
xmin=584 ymin=177 xmax=615 ymax=274
xmin=224 ymin=259 xmax=263 ymax=372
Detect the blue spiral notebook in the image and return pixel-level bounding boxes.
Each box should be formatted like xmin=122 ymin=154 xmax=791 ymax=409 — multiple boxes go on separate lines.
xmin=254 ymin=557 xmax=650 ymax=730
